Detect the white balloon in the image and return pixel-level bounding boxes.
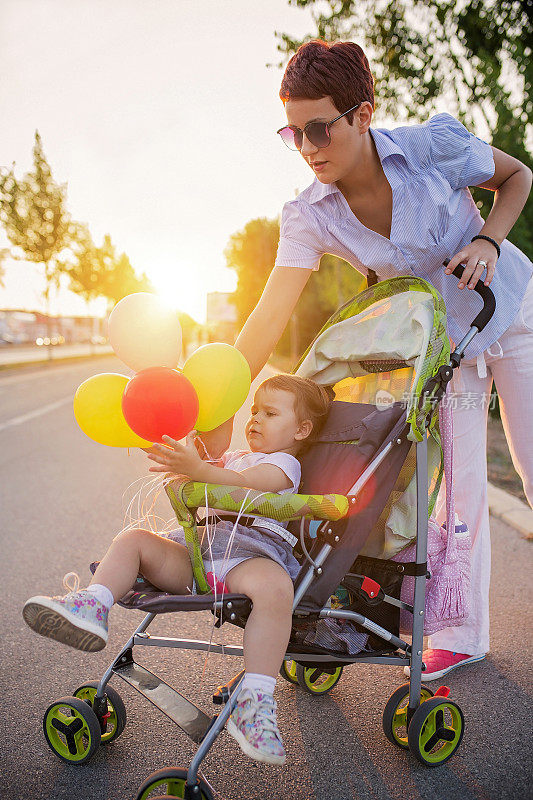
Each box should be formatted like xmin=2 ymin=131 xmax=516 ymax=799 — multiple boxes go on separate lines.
xmin=108 ymin=293 xmax=182 ymax=372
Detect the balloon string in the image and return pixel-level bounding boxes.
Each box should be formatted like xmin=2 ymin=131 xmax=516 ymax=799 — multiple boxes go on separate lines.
xmin=199 ymin=487 xmax=271 ymax=683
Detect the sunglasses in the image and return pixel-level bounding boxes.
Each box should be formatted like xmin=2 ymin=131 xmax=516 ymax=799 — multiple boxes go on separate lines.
xmin=277 ymin=103 xmax=361 ymax=151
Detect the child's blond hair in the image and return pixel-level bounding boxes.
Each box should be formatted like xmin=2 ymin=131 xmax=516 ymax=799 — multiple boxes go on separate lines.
xmin=256 ymin=374 xmax=332 ymax=440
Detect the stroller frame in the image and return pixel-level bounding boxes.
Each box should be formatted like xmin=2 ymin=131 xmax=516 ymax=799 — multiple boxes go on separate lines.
xmin=41 ymin=266 xmax=495 ymax=797
xmin=94 ymin=433 xmax=428 ymax=796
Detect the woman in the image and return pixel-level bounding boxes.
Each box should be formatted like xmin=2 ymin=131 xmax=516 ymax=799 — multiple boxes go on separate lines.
xmin=202 ymin=40 xmax=533 ymax=681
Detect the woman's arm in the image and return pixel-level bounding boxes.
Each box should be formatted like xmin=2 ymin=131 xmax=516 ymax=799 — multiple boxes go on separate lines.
xmin=197 ymin=266 xmax=313 ymax=458
xmin=235 ymin=265 xmax=313 ymax=380
xmin=445 ymin=146 xmax=532 ymax=288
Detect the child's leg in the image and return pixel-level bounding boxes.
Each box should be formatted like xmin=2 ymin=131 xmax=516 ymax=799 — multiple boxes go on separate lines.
xmin=23 ymin=529 xmax=193 ymax=652
xmin=225 ymin=557 xmax=294 ymax=677
xmin=224 ymin=558 xmax=293 ymax=766
xmin=90 ymin=528 xmax=194 ymax=601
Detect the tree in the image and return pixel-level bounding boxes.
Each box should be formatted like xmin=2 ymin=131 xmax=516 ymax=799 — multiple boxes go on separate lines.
xmin=0 ymin=248 xmax=8 ymax=287
xmin=275 ymin=0 xmax=532 ymax=254
xmin=64 ymin=224 xmax=106 ymax=306
xmin=68 ymin=233 xmax=153 ymax=310
xmin=0 ymin=131 xmax=77 ymax=319
xmin=224 ymin=217 xmax=281 ymax=327
xmin=177 ymin=311 xmax=203 ymax=357
xmin=225 ymin=216 xmax=365 ymax=363
xmin=67 ymin=230 xmax=152 ymax=310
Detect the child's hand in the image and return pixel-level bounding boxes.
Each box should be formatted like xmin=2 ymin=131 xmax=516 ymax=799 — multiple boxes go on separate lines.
xmin=146 ymin=432 xmax=204 ymax=476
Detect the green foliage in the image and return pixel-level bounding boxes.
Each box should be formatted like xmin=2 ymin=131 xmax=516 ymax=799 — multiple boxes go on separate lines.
xmin=225 ymin=216 xmax=365 ymax=362
xmin=71 ymin=230 xmax=148 ymax=305
xmin=224 ymin=217 xmax=280 ymax=327
xmin=67 ymin=230 xmax=152 ymax=308
xmin=65 ymin=224 xmax=106 ymax=303
xmin=0 ymin=248 xmax=8 ymax=287
xmin=0 ymin=131 xmax=77 ymax=303
xmin=275 ymin=0 xmax=532 ymax=255
xmin=282 ymin=252 xmax=365 ymax=358
xmin=0 ymin=130 xmax=152 ymax=312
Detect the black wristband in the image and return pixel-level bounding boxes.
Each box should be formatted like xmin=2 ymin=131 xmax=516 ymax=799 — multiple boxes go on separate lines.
xmin=471 ymin=234 xmax=501 ymax=260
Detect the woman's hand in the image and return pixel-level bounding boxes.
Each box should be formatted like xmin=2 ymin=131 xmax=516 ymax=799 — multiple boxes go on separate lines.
xmin=146 ymin=432 xmax=204 ymax=475
xmin=195 ymin=417 xmax=234 ymax=460
xmin=445 ymin=239 xmax=499 ymax=289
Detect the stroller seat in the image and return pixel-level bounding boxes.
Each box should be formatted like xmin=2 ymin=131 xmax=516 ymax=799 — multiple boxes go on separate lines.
xmin=89 ymin=560 xmax=253 ymax=614
xmin=90 ymin=484 xmax=349 ymax=618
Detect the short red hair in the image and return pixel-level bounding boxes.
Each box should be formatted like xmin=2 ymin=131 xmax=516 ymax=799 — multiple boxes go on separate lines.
xmin=279 ymin=40 xmax=375 ymax=124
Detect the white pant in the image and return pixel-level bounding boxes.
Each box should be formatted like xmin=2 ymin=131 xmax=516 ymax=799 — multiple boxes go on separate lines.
xmin=429 ymin=276 xmax=533 ymax=656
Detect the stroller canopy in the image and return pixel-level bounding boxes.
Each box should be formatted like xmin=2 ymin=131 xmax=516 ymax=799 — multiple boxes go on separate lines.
xmin=292 ymin=277 xmax=451 ymax=579
xmin=296 ymin=277 xmax=450 ymax=441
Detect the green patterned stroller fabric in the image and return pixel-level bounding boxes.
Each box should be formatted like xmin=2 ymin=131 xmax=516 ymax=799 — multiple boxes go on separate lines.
xmin=165 ymin=478 xmax=348 ymax=593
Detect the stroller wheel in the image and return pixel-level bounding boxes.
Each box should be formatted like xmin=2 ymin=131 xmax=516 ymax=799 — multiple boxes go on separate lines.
xmin=279 ymin=660 xmax=299 ymax=684
xmin=407 ymin=696 xmax=465 ymax=766
xmin=382 ymin=683 xmax=434 ymax=749
xmin=135 ymin=767 xmax=215 ymax=800
xmin=295 ymin=665 xmax=343 ymax=694
xmin=43 ymin=696 xmax=101 ymax=764
xmin=73 ymin=681 xmax=127 ymax=743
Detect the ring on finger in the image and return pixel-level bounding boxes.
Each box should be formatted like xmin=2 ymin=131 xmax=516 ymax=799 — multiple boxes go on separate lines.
xmin=476 ymin=259 xmax=488 ymax=269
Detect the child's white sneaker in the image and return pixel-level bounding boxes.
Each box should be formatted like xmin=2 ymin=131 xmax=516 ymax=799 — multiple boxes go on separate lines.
xmin=226 ymin=687 xmax=286 ymax=765
xmin=23 ymin=589 xmax=109 ymax=652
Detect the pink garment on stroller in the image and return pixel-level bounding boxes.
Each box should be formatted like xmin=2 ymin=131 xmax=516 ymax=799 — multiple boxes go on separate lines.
xmin=393 ymin=394 xmax=471 ymax=635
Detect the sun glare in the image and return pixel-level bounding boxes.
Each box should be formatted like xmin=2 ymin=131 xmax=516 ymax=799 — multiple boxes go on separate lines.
xmin=151 ymin=269 xmax=206 ymax=323
xmin=149 ymin=259 xmax=236 ymax=325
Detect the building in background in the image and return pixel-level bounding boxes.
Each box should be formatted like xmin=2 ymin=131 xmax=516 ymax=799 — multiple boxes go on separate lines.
xmin=206 ymin=292 xmax=237 ymax=344
xmin=0 ymin=310 xmax=106 ymax=346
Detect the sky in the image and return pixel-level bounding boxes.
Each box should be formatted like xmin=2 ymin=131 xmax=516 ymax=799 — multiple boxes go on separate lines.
xmin=0 ymin=0 xmax=323 ymax=321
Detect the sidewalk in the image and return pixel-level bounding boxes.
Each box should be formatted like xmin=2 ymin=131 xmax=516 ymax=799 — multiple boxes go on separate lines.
xmin=488 ymin=483 xmax=533 ymax=538
xmin=0 ymin=342 xmax=113 ymax=367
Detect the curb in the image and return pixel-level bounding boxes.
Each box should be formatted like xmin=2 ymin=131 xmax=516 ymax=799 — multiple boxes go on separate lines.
xmin=0 ymin=348 xmax=114 ymax=371
xmin=488 ymin=482 xmax=533 ymax=539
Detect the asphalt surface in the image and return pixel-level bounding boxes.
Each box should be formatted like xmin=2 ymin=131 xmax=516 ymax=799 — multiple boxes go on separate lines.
xmin=0 ymin=355 xmax=531 ymax=800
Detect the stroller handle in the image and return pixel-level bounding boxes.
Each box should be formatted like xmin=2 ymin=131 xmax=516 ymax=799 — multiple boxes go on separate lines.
xmin=443 ymin=260 xmax=496 ymax=332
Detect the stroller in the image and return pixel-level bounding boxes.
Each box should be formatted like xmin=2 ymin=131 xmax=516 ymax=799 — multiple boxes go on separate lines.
xmin=40 ymin=267 xmax=495 ymax=799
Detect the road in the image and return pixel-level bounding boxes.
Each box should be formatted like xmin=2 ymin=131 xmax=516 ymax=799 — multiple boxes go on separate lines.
xmin=0 ymin=355 xmax=531 ymax=800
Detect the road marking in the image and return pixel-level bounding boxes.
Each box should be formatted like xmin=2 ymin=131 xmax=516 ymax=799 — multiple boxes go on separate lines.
xmin=0 ymin=396 xmax=72 ymax=432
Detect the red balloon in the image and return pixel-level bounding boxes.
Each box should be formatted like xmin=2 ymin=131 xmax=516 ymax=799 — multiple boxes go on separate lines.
xmin=122 ymin=367 xmax=199 ymax=443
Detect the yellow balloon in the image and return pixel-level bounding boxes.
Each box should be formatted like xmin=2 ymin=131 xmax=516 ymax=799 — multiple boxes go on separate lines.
xmin=73 ymin=373 xmax=152 ymax=448
xmin=183 ymin=344 xmax=251 ymax=432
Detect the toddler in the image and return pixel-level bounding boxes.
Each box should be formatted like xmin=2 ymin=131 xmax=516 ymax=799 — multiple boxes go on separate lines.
xmin=23 ymin=374 xmax=331 ymax=766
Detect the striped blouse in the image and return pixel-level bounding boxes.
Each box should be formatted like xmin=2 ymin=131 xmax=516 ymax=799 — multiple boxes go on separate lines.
xmin=274 ymin=113 xmax=532 ymax=359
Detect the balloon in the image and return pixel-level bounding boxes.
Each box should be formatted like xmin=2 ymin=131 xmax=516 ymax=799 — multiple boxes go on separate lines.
xmin=73 ymin=373 xmax=151 ymax=448
xmin=122 ymin=367 xmax=199 ymax=443
xmin=182 ymin=343 xmax=251 ymax=432
xmin=108 ymin=292 xmax=182 ymax=372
